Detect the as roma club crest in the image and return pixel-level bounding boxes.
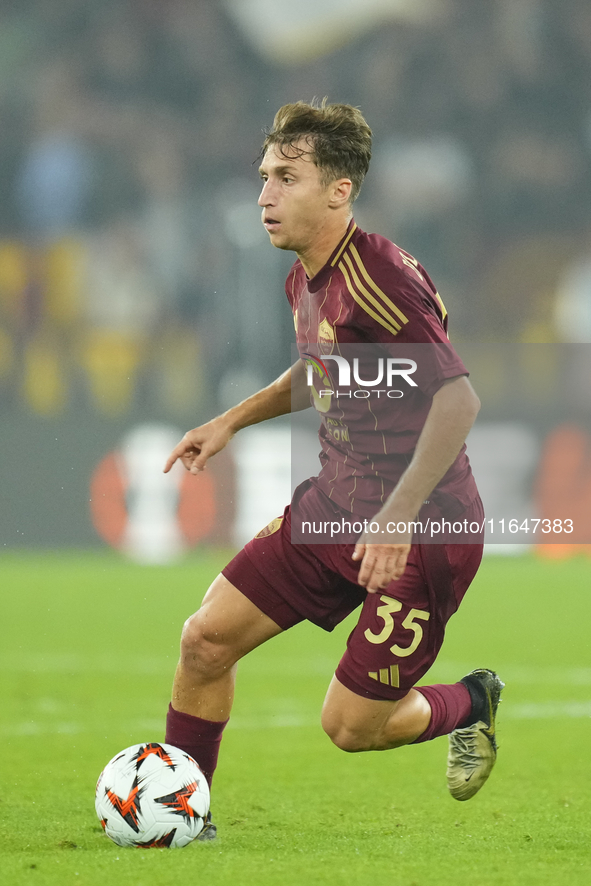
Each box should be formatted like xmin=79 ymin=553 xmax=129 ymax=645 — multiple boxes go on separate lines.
xmin=318 ymin=318 xmax=335 ymax=353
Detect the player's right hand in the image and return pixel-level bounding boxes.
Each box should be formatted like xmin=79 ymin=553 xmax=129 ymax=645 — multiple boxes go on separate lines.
xmin=163 ymin=418 xmax=235 ymax=475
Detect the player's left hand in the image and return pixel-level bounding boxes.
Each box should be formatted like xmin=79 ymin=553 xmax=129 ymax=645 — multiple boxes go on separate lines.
xmin=352 ymin=513 xmax=412 ymax=592
xmin=352 ymin=541 xmax=411 ymax=593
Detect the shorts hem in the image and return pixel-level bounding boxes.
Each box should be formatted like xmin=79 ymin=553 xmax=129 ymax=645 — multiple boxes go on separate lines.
xmin=335 ymin=665 xmax=410 ymax=702
xmin=221 ymin=561 xmax=304 ymax=631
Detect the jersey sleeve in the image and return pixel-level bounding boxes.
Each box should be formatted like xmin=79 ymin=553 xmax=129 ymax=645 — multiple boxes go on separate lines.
xmin=348 ymin=238 xmax=468 ymax=397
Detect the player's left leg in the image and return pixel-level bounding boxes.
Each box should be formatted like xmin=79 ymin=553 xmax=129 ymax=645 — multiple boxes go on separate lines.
xmin=445 ymin=667 xmax=504 ymax=801
xmin=321 ymin=674 xmax=471 ymax=751
xmin=321 ymin=533 xmax=503 ymax=800
xmin=321 ymin=667 xmax=503 ymax=801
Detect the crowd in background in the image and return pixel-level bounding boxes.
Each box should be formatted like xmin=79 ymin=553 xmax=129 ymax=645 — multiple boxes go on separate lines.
xmin=0 ymin=0 xmax=590 ymax=420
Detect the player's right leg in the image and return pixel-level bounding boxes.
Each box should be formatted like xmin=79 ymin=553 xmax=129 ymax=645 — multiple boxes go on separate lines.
xmin=171 ymin=573 xmax=283 ymax=721
xmin=165 ymin=574 xmax=283 ymax=796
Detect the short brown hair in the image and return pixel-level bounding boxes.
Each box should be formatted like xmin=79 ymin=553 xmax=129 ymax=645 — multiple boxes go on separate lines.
xmin=261 ymin=99 xmax=372 ymax=203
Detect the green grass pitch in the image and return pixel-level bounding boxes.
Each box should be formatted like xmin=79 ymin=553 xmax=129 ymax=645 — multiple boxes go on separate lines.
xmin=1 ymin=549 xmax=590 ymax=886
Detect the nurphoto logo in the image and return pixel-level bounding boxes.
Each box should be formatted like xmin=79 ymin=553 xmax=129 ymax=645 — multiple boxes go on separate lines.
xmin=303 ymin=353 xmax=417 ymax=399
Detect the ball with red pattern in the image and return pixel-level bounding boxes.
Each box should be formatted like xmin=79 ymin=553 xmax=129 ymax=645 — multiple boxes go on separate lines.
xmin=95 ymin=742 xmax=210 ymax=848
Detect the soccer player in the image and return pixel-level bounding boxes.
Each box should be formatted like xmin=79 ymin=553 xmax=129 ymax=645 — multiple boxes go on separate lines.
xmin=163 ymin=101 xmax=503 ymax=839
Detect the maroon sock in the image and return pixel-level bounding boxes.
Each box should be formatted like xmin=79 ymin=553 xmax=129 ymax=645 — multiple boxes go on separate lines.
xmin=165 ymin=703 xmax=229 ymax=788
xmin=412 ymin=683 xmax=472 ymax=743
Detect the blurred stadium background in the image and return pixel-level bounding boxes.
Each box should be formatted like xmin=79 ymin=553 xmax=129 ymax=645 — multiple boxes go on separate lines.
xmin=1 ymin=0 xmax=591 ymax=558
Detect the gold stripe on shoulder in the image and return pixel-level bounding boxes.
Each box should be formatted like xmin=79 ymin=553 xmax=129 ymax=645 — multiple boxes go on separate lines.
xmin=349 ymin=243 xmax=409 ymax=324
xmin=339 ymin=260 xmax=400 ymax=337
xmin=434 ymin=291 xmax=448 ymax=321
xmin=341 ymin=253 xmax=402 ymax=332
xmin=331 ymin=223 xmax=357 ymax=267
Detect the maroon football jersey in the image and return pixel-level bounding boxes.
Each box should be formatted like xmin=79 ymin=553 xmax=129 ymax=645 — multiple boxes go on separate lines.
xmin=287 ymin=220 xmax=478 ymax=518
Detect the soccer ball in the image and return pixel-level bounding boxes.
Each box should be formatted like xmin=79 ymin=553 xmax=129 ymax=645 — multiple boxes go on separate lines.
xmin=95 ymin=742 xmax=210 ymax=848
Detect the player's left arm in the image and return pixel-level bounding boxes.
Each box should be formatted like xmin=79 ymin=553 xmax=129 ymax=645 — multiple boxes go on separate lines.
xmin=353 ymin=375 xmax=480 ymax=592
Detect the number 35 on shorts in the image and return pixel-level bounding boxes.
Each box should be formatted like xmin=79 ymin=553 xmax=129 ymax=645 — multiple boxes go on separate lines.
xmin=364 ymin=595 xmax=430 ymax=657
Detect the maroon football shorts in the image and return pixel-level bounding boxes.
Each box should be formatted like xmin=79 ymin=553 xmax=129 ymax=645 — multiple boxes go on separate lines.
xmin=222 ymin=480 xmax=483 ymax=701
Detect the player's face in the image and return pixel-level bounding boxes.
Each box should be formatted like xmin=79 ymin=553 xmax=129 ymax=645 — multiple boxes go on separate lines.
xmin=258 ymin=140 xmax=336 ymax=255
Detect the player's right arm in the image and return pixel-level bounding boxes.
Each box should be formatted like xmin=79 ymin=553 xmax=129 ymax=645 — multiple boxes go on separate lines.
xmin=164 ymin=359 xmax=310 ymax=474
